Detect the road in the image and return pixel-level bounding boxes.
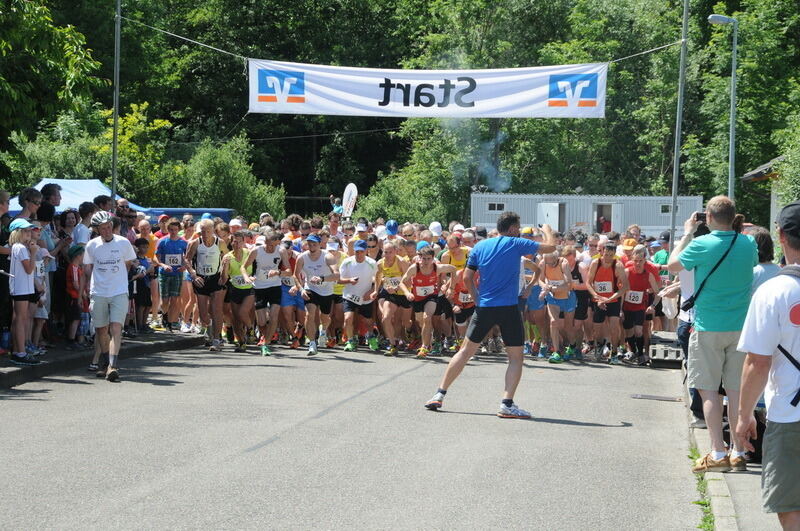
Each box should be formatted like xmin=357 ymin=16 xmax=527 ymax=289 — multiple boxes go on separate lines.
xmin=0 ymin=345 xmax=699 ymax=529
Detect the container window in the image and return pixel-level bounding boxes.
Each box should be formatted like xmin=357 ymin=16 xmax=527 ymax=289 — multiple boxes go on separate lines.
xmin=660 ymin=204 xmax=675 ymax=214
xmin=488 ymin=202 xmax=505 ymax=211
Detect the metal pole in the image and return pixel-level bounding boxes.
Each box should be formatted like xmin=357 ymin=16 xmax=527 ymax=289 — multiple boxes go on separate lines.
xmin=669 ymin=0 xmax=689 ymax=251
xmin=728 ymin=20 xmax=738 ymax=200
xmin=111 ymin=0 xmax=121 ymax=200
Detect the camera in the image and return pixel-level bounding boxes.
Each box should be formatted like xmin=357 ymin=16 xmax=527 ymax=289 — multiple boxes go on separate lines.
xmin=694 ymin=212 xmax=707 ymax=223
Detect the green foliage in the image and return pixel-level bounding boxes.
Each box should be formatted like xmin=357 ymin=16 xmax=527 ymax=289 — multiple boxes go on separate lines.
xmin=775 ymin=116 xmax=800 ymax=204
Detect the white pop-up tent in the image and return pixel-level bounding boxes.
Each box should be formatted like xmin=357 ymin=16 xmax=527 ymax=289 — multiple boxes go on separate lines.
xmin=9 ymin=178 xmax=147 ymax=214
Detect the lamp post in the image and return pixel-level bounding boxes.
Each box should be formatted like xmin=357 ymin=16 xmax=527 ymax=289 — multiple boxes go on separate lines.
xmin=708 ymin=14 xmax=738 ymax=200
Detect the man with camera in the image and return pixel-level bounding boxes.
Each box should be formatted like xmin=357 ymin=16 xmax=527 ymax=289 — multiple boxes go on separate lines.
xmin=667 ymin=196 xmax=758 ymax=473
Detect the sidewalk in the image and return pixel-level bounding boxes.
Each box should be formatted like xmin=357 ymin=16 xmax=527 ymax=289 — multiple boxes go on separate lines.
xmin=683 ymin=377 xmax=780 ymax=530
xmin=1 ymin=330 xmax=206 ymax=389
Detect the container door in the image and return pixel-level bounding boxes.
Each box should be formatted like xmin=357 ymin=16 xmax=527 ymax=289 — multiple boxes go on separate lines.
xmin=611 ymin=203 xmax=624 ymax=232
xmin=537 ymin=202 xmax=560 ymax=228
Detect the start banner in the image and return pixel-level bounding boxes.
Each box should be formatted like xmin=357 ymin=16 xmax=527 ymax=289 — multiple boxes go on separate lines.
xmin=248 ymin=59 xmax=607 ymax=119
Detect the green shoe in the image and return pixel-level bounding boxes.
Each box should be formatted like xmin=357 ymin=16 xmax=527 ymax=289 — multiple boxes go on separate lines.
xmin=368 ymin=336 xmax=379 ymax=352
xmin=548 ymin=352 xmax=563 ymax=364
xmin=431 ymin=341 xmax=442 ymax=355
xmin=344 ymin=340 xmax=357 ymax=352
xmin=564 ymin=346 xmax=574 ymax=361
xmin=261 ymin=345 xmax=272 ymax=357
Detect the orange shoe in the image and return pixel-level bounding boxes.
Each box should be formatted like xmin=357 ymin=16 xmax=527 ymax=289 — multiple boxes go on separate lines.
xmin=692 ymin=453 xmax=731 ymax=473
xmin=326 ymin=337 xmax=337 ymax=349
xmin=416 ymin=347 xmax=429 ymax=359
xmin=257 ymin=336 xmax=266 ymax=347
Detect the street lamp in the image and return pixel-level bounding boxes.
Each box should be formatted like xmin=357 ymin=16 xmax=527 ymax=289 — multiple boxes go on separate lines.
xmin=708 ymin=14 xmax=738 ymax=200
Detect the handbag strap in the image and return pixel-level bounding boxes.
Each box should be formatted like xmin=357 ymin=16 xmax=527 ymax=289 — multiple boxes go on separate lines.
xmin=691 ymin=232 xmax=738 ymax=304
xmin=776 ymin=265 xmax=800 ymax=407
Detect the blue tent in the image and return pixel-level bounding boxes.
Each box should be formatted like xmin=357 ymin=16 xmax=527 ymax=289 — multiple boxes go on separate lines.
xmin=147 ymin=207 xmax=235 ymax=222
xmin=8 ymin=178 xmax=147 ymax=215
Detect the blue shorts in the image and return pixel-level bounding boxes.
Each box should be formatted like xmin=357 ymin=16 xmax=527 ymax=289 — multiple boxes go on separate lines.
xmin=545 ymin=291 xmax=577 ymax=314
xmin=525 ymin=285 xmax=546 ymax=311
xmin=280 ymin=284 xmax=306 ymax=310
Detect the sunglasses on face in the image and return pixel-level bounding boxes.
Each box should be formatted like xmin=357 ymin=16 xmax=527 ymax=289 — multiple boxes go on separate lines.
xmin=367 ymin=245 xmax=377 ymax=249
xmin=30 ymin=200 xmax=41 ymax=206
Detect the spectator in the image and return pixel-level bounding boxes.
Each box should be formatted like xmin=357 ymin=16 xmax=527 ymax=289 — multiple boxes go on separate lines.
xmin=668 ymin=195 xmax=758 ymax=473
xmin=736 ymin=201 xmax=800 ymax=528
xmin=41 ymin=183 xmax=62 ymax=208
xmin=130 ymin=238 xmax=154 ymax=333
xmin=154 ymin=214 xmax=169 ymax=238
xmin=0 ymin=190 xmax=11 ymax=349
xmin=64 ymin=245 xmax=86 ymax=350
xmin=748 ymin=226 xmax=780 ymax=294
xmin=15 ymin=187 xmax=42 ymax=221
xmin=329 ymin=195 xmax=343 ymax=215
xmin=93 ymin=194 xmax=114 ymax=213
xmin=8 ymin=218 xmax=40 ymax=366
xmin=73 ymin=202 xmax=97 ymax=246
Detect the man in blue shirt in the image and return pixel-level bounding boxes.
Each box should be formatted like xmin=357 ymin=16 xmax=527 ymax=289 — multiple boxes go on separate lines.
xmin=425 ymin=212 xmax=557 ymax=418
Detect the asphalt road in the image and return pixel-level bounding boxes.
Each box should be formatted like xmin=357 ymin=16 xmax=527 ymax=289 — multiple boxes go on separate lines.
xmin=0 ymin=345 xmax=700 ymax=529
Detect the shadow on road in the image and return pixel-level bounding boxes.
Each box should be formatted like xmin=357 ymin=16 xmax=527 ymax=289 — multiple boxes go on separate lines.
xmin=0 ymin=388 xmax=51 ymax=400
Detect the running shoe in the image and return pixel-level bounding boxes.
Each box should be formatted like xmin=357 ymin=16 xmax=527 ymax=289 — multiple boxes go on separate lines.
xmin=431 ymin=341 xmax=442 ymax=355
xmin=443 ymin=337 xmax=453 ymax=352
xmin=408 ymin=338 xmax=421 ymax=351
xmin=449 ymin=339 xmax=461 ymax=352
xmin=106 ymin=368 xmax=120 ymax=382
xmin=564 ymin=345 xmax=575 ymax=361
xmin=10 ymin=353 xmax=40 ymax=366
xmin=257 ymin=336 xmax=267 ymax=347
xmin=424 ymin=391 xmax=445 ymax=410
xmin=638 ymin=355 xmax=650 ymax=366
xmin=523 ymin=342 xmax=532 ymax=356
xmin=209 ymin=339 xmax=221 ymax=352
xmin=574 ymin=346 xmax=583 ymax=361
xmin=490 ymin=337 xmax=502 ymax=353
xmin=291 ymin=338 xmax=300 ymax=349
xmin=601 ymin=344 xmax=611 ymax=362
xmin=343 ymin=339 xmax=357 ymax=352
xmin=385 ymin=345 xmax=398 ymax=357
xmin=88 ymin=363 xmax=99 ymax=371
xmin=326 ymin=337 xmax=337 ymax=349
xmin=537 ymin=344 xmax=548 ymax=360
xmin=548 ymin=352 xmax=563 ymax=364
xmin=497 ymin=403 xmax=532 ymax=419
xmin=234 ymin=343 xmax=247 ymax=353
xmin=618 ymin=345 xmax=627 ymax=357
xmin=609 ymin=354 xmax=622 ymax=365
xmin=622 ymin=352 xmax=636 ymax=364
xmin=318 ymin=330 xmax=328 ymax=346
xmin=416 ymin=347 xmax=429 ymax=359
xmin=368 ymin=336 xmax=380 ymax=352
xmin=307 ymin=341 xmax=318 ymax=356
xmin=261 ymin=345 xmax=272 ymax=357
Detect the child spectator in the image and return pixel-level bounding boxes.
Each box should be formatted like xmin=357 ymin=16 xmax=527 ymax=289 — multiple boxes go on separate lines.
xmin=30 ymin=225 xmax=52 ymax=353
xmin=65 ymin=245 xmax=86 ymax=350
xmin=8 ymin=219 xmax=39 ymax=365
xmin=130 ymin=238 xmax=154 ymax=332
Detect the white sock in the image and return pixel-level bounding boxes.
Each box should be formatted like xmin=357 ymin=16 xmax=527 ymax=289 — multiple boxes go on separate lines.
xmin=731 ymin=449 xmax=747 ymax=458
xmin=711 ymin=450 xmax=727 ymax=461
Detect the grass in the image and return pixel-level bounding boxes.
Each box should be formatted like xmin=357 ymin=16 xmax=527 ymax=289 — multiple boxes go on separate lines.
xmin=689 ymin=447 xmax=715 ymax=530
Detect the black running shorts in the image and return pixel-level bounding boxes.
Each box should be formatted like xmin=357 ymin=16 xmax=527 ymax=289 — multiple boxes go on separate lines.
xmin=254 ymin=286 xmax=282 ymax=309
xmin=454 ymin=305 xmax=475 ymax=325
xmin=466 ymin=305 xmax=525 ymax=347
xmin=592 ymin=300 xmax=621 ymax=324
xmin=193 ymin=274 xmax=224 ymax=296
xmin=378 ymin=288 xmax=411 ymax=309
xmin=623 ymin=309 xmax=645 ymax=329
xmin=305 ymin=289 xmax=334 ymax=314
xmin=227 ymin=286 xmax=253 ymax=305
xmin=342 ymin=299 xmax=373 ymax=318
xmin=574 ymin=290 xmax=590 ymax=321
xmin=412 ymin=295 xmax=438 ymax=314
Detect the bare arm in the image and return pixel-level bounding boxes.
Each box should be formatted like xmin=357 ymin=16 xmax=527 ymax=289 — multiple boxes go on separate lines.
xmin=735 ymin=354 xmax=772 ymax=453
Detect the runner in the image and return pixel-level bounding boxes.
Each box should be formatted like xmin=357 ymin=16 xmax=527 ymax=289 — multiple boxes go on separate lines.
xmin=339 ymin=239 xmax=378 ymax=352
xmin=219 ymin=231 xmax=255 ymax=352
xmin=540 ymin=249 xmax=576 ymax=363
xmin=374 ymin=240 xmax=410 ymax=356
xmin=294 ymin=234 xmax=340 ymax=356
xmin=449 ymin=267 xmax=478 ymax=350
xmin=153 ymin=217 xmax=189 ymax=331
xmin=326 ymin=237 xmax=346 ymax=347
xmin=565 ymin=244 xmax=591 ymax=360
xmin=622 ymin=245 xmax=662 ymax=365
xmin=586 ymin=243 xmax=629 ymax=364
xmin=240 ymin=228 xmax=291 ymax=356
xmin=279 ymin=240 xmax=306 ymax=349
xmin=185 ymin=219 xmax=229 ymax=351
xmin=423 ymin=213 xmax=557 ymax=418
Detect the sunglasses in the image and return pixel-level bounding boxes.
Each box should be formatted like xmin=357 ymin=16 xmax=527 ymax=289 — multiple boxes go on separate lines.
xmin=367 ymin=245 xmax=378 ymax=249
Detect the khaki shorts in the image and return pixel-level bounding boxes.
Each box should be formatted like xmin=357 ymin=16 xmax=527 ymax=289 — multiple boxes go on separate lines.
xmin=762 ymin=420 xmax=800 ymax=513
xmin=90 ymin=293 xmax=129 ymax=328
xmin=687 ymin=330 xmax=745 ymax=391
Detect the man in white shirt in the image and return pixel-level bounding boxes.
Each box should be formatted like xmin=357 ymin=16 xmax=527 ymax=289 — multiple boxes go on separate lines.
xmin=83 ymin=212 xmax=136 ymax=381
xmin=339 ymin=239 xmax=378 ymax=352
xmin=72 ymin=201 xmax=97 ymax=246
xmin=736 ymin=201 xmax=800 ymax=528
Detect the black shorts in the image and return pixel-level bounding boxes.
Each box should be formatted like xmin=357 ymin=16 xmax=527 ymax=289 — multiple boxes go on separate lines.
xmin=574 ymin=290 xmax=590 ymax=321
xmin=305 ymin=290 xmax=333 ymax=314
xmin=592 ymin=300 xmax=621 ymax=323
xmin=435 ymin=295 xmax=452 ymax=318
xmin=413 ymin=295 xmax=438 ymax=314
xmin=134 ymin=286 xmax=152 ymax=308
xmin=331 ymin=294 xmax=343 ymax=305
xmin=454 ymin=305 xmax=475 ymax=325
xmin=623 ymin=309 xmax=645 ymax=329
xmin=12 ymin=293 xmax=38 ymax=303
xmin=378 ymin=289 xmax=411 ymax=309
xmin=254 ymin=286 xmax=282 ymax=309
xmin=653 ymin=296 xmax=664 ymax=317
xmin=66 ymin=297 xmax=82 ymax=322
xmin=194 ymin=274 xmax=224 ymax=296
xmin=466 ymin=305 xmax=524 ymax=347
xmin=228 ymin=286 xmax=254 ymax=305
xmin=342 ymin=299 xmax=373 ymax=318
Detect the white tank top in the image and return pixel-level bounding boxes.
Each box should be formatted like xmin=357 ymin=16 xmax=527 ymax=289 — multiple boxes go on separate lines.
xmin=195 ymin=237 xmax=221 ymax=276
xmin=300 ymin=250 xmax=334 ymax=295
xmin=253 ymin=245 xmax=282 ymax=289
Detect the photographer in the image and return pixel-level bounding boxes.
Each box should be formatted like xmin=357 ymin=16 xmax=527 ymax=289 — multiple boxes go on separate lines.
xmin=667 ymin=195 xmax=758 ymax=473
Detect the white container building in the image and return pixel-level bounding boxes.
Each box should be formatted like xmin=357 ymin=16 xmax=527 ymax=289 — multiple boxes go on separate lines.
xmin=470 ymin=193 xmax=704 ymax=237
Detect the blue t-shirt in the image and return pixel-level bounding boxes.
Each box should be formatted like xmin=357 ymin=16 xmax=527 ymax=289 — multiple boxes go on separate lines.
xmin=678 ymin=230 xmax=757 ymax=332
xmin=467 ymin=236 xmax=540 ymax=307
xmin=156 ymin=237 xmax=188 ymax=276
xmin=138 ymin=257 xmax=151 ymax=287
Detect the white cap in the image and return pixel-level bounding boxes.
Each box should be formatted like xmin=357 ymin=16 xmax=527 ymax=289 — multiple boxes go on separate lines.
xmin=259 ymin=212 xmax=271 ymax=220
xmin=453 ymin=223 xmax=465 ymax=232
xmin=355 ymin=223 xmax=368 ymax=232
xmin=375 ymin=225 xmax=387 ymax=240
xmin=326 ymin=241 xmax=340 ymax=251
xmin=429 ymin=221 xmax=443 ymax=236
xmin=229 ymin=219 xmax=243 ymax=228
xmin=255 ymin=236 xmax=266 ymax=245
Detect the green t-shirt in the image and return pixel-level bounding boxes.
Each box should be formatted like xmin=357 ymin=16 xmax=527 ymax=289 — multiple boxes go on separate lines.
xmin=652 ymin=249 xmax=669 ymax=278
xmin=678 ymin=231 xmax=757 ymax=332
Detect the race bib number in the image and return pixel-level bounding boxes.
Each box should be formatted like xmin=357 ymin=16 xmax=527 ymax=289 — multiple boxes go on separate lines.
xmin=415 ymin=285 xmax=434 ymax=297
xmin=458 ymin=292 xmax=472 ymax=304
xmin=282 ymin=276 xmax=294 ymax=287
xmin=165 ymin=254 xmax=182 ymax=267
xmin=309 ymin=277 xmax=323 ymax=286
xmin=256 ymin=267 xmax=272 ymax=283
xmin=548 ymin=280 xmax=565 ymax=288
xmin=624 ymin=290 xmax=644 ymax=305
xmin=35 ymin=260 xmax=46 ymax=277
xmin=594 ymin=281 xmax=612 ymax=294
xmin=383 ymin=277 xmax=401 ymax=290
xmin=343 ymin=293 xmax=362 ymax=304
xmin=231 ymin=275 xmax=249 ymax=287
xmin=198 ymin=264 xmax=216 ymax=276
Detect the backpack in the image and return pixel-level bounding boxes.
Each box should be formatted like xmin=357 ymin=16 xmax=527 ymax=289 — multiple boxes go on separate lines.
xmin=774 ymin=265 xmax=800 ymax=407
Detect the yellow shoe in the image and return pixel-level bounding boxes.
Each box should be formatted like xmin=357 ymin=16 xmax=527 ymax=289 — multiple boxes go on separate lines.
xmin=416 ymin=347 xmax=429 ymax=359
xmin=692 ymin=453 xmax=731 ymax=473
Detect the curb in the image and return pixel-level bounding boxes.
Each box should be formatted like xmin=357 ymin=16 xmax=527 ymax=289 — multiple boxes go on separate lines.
xmin=682 ymin=368 xmax=739 ymax=531
xmin=0 ymin=333 xmax=206 ymax=389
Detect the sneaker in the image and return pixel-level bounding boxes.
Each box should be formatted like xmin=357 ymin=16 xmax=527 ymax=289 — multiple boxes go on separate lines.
xmin=537 ymin=345 xmax=548 ymax=360
xmin=431 ymin=341 xmax=442 ymax=355
xmin=623 ymin=352 xmax=636 ymax=364
xmin=416 ymin=347 xmax=429 ymax=359
xmin=10 ymin=353 xmax=40 ymax=366
xmin=548 ymin=352 xmax=563 ymax=364
xmin=729 ymin=454 xmax=747 ymax=472
xmin=690 ymin=417 xmax=707 ymax=429
xmin=368 ymin=336 xmax=380 ymax=352
xmin=523 ymin=342 xmax=532 ymax=355
xmin=318 ymin=330 xmax=328 ymax=346
xmin=574 ymin=347 xmax=583 ymax=361
xmin=638 ymin=354 xmax=650 ymax=366
xmin=307 ymin=341 xmax=318 ymax=356
xmin=209 ymin=339 xmax=221 ymax=352
xmin=106 ymin=368 xmax=120 ymax=382
xmin=449 ymin=338 xmax=461 ymax=352
xmin=692 ymin=453 xmax=731 ymax=473
xmin=88 ymin=363 xmax=99 ymax=371
xmin=601 ymin=344 xmax=611 ymax=362
xmin=385 ymin=345 xmax=398 ymax=357
xmin=497 ymin=403 xmax=532 ymax=419
xmin=261 ymin=345 xmax=272 ymax=357
xmin=425 ymin=391 xmax=445 ymax=410
xmin=326 ymin=337 xmax=337 ymax=349
xmin=257 ymin=336 xmax=266 ymax=347
xmin=609 ymin=354 xmax=622 ymax=365
xmin=617 ymin=345 xmax=626 ymax=357
xmin=343 ymin=340 xmax=357 ymax=352
xmin=564 ymin=345 xmax=575 ymax=361
xmin=491 ymin=337 xmax=503 ymax=353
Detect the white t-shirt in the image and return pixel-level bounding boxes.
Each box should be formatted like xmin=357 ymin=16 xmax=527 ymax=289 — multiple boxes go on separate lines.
xmin=9 ymin=243 xmax=34 ymax=296
xmin=677 ymin=269 xmax=695 ymax=323
xmin=752 ymin=263 xmax=780 ymax=295
xmin=339 ymin=256 xmax=376 ymax=305
xmin=738 ymin=274 xmax=800 ymax=423
xmin=72 ymin=223 xmax=91 ymax=246
xmin=83 ymin=234 xmax=136 ymax=297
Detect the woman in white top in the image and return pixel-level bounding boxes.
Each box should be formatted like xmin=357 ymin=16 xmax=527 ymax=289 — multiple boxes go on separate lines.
xmin=8 ymin=218 xmax=40 ymax=365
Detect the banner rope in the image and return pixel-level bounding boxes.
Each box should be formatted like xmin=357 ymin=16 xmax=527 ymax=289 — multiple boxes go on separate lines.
xmin=608 ymin=40 xmax=684 ymax=63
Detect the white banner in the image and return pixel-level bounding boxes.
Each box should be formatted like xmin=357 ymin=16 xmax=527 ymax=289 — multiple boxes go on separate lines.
xmin=248 ymin=59 xmax=607 ymax=119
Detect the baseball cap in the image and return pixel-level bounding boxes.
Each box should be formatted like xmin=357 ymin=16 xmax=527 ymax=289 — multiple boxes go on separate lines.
xmin=200 ymin=212 xmax=213 ymax=220
xmin=621 ymin=238 xmax=638 ymax=251
xmin=306 ymin=234 xmax=321 ymax=243
xmin=778 ymin=201 xmax=800 ymax=238
xmin=255 ymin=235 xmax=266 ymax=245
xmin=326 ymin=241 xmax=340 ymax=251
xmin=475 ymin=227 xmax=488 ymax=240
xmin=659 ymin=230 xmax=671 ymax=243
xmin=229 ymin=219 xmax=243 ymax=228
xmin=453 ymin=223 xmax=466 ymax=232
xmin=67 ymin=244 xmax=85 ymax=260
xmin=648 ymin=241 xmax=662 ymax=249
xmin=429 ymin=221 xmax=443 ymax=236
xmin=416 ymin=241 xmax=431 ymax=252
xmin=355 ymin=223 xmax=368 ymax=233
xmin=259 ymin=212 xmax=271 ymax=220
xmin=158 ymin=214 xmax=169 ymax=222
xmin=520 ymin=226 xmax=533 ymax=236
xmin=354 ymin=239 xmax=368 ymax=251
xmin=375 ymin=225 xmax=387 ymax=240
xmin=9 ymin=219 xmax=35 ymax=231
xmin=386 ymin=220 xmax=399 ymax=235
